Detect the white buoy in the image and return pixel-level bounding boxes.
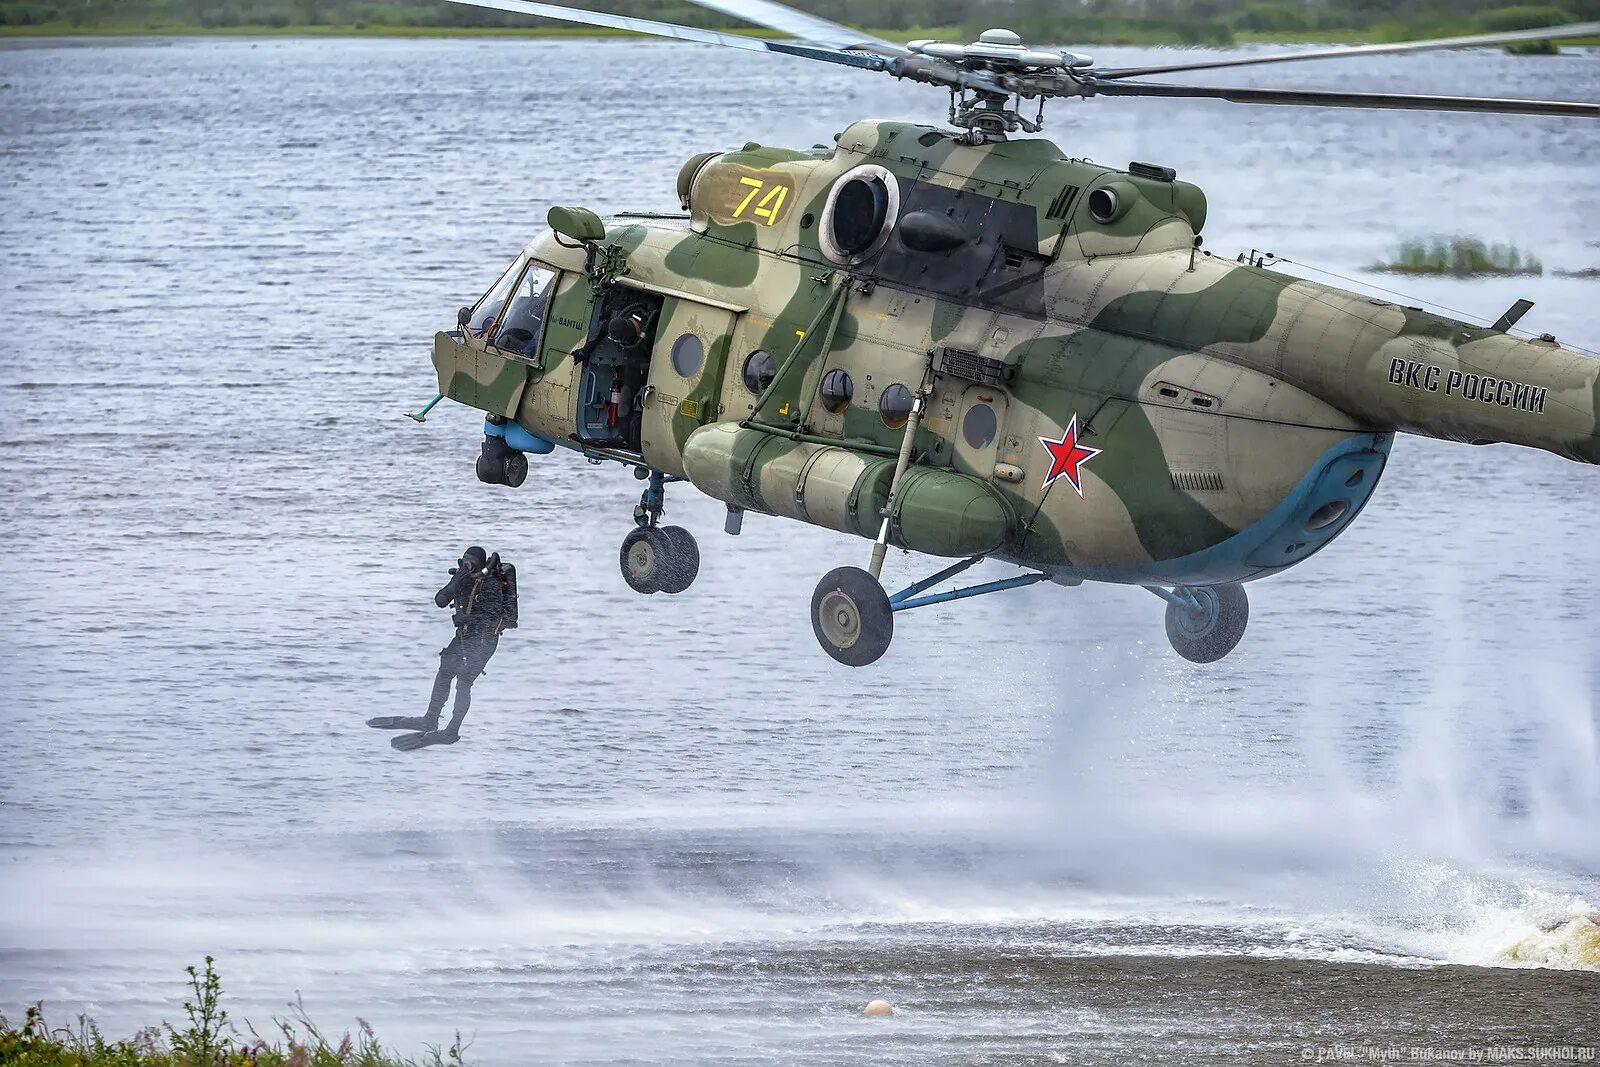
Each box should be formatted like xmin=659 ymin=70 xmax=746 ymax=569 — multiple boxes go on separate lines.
xmin=864 ymin=999 xmax=894 ymax=1017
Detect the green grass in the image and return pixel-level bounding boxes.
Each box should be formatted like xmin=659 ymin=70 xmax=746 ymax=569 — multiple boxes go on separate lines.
xmin=0 ymin=21 xmax=1415 ymax=42
xmin=6 ymin=0 xmax=1598 ymax=48
xmin=0 ymin=19 xmax=791 ymax=36
xmin=0 ymin=957 xmax=469 ymax=1067
xmin=1372 ymin=236 xmax=1545 ymax=278
xmin=1505 ymin=37 xmax=1564 ymax=52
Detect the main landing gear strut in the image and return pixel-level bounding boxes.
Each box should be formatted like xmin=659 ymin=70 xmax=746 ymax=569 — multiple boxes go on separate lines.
xmin=618 ymin=467 xmax=700 ymax=595
xmin=810 ymin=556 xmax=1050 ymax=666
xmin=801 ymin=385 xmax=1252 ymax=666
xmin=808 ymin=556 xmax=1251 ymax=667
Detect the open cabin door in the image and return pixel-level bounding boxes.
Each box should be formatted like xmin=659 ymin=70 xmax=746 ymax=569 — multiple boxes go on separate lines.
xmin=565 ymin=282 xmax=670 ymax=455
xmin=640 ymin=296 xmax=739 ymax=477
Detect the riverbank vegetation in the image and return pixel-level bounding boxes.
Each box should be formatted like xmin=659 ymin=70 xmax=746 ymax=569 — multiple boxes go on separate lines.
xmin=0 ymin=958 xmax=468 ymax=1067
xmin=2 ymin=0 xmax=1597 ymax=46
xmin=1372 ymin=236 xmax=1545 ymax=277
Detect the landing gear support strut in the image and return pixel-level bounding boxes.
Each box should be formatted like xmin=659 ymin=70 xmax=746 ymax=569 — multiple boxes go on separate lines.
xmin=810 ymin=555 xmax=1050 ymax=666
xmin=619 ymin=468 xmax=699 ymax=595
xmin=1148 ymin=582 xmax=1249 ymax=663
xmin=867 ymin=383 xmax=929 ymax=580
xmin=887 ymin=555 xmax=1049 ymax=612
xmin=633 ymin=468 xmax=667 ymax=528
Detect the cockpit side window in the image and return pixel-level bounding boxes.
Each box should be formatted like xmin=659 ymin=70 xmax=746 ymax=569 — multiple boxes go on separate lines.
xmin=488 ymin=263 xmax=555 ymax=358
xmin=467 ymin=258 xmax=522 ymax=338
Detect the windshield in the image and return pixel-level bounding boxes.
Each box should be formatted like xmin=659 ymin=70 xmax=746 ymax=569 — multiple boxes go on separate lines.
xmin=488 ymin=264 xmax=554 ymax=357
xmin=466 ymin=258 xmax=522 ymax=338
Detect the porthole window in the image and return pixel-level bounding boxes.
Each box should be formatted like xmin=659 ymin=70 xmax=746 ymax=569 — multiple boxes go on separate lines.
xmin=742 ymin=350 xmax=776 ymax=395
xmin=820 ymin=368 xmax=854 ymax=415
xmin=670 ymin=333 xmax=703 ymax=378
xmin=962 ymin=403 xmax=997 ymax=449
xmin=878 ymin=383 xmax=914 ymax=430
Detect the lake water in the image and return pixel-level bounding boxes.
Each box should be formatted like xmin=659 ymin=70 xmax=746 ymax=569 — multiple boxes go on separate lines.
xmin=1 ymin=34 xmax=1598 ymax=1065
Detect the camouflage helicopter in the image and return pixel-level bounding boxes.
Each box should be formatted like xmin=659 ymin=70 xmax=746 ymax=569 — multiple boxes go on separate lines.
xmin=410 ymin=0 xmax=1600 ymax=666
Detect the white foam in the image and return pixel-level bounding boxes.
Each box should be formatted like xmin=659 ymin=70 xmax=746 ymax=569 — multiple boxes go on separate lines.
xmin=1454 ymin=890 xmax=1600 ymax=971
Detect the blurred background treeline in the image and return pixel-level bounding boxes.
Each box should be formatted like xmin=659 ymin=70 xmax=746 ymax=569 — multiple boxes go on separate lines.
xmin=0 ymin=0 xmax=1594 ymax=45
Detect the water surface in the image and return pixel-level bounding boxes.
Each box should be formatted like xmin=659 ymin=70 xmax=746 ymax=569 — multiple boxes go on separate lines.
xmin=1 ymin=35 xmax=1598 ymax=1064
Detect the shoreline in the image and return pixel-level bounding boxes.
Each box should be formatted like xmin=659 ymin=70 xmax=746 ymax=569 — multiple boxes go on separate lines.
xmin=5 ymin=23 xmax=1596 ymax=47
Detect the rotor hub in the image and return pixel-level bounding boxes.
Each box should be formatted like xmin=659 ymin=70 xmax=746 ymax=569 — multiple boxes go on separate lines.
xmin=901 ymin=28 xmax=1097 ymax=142
xmin=906 ymin=28 xmax=1093 ymax=73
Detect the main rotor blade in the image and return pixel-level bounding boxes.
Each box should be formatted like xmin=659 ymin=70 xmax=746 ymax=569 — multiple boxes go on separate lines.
xmin=676 ymin=0 xmax=905 ymax=54
xmin=440 ymin=0 xmax=887 ymax=63
xmin=1092 ymin=21 xmax=1600 ymax=80
xmin=1093 ymin=79 xmax=1600 ymax=118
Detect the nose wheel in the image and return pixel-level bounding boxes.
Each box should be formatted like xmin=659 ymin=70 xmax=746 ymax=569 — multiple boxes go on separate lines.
xmin=619 ymin=525 xmax=699 ymax=594
xmin=618 ymin=469 xmax=699 ymax=594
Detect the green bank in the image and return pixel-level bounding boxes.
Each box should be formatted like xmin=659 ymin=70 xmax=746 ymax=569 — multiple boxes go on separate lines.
xmin=3 ymin=0 xmax=1598 ymax=47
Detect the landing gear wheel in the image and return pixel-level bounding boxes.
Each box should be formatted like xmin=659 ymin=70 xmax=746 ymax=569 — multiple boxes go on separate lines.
xmin=811 ymin=566 xmax=894 ymax=667
xmin=501 ymin=451 xmax=528 ymax=488
xmin=1165 ymin=583 xmax=1249 ymax=663
xmin=657 ymin=525 xmax=700 ymax=594
xmin=475 ymin=452 xmax=498 ymax=484
xmin=620 ymin=526 xmax=672 ymax=594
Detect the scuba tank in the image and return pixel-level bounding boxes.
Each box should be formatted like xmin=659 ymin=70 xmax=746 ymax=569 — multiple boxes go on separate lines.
xmin=489 ymin=553 xmax=518 ymax=631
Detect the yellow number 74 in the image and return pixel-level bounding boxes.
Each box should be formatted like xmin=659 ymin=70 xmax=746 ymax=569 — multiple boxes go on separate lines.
xmin=732 ymin=176 xmax=787 ymax=226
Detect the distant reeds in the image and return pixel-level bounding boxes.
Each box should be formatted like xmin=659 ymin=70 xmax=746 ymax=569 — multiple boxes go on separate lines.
xmin=1371 ymin=236 xmax=1544 ymax=278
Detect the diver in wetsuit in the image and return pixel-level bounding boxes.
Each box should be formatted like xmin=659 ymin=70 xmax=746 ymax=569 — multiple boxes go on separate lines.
xmin=367 ymin=546 xmax=517 ymax=751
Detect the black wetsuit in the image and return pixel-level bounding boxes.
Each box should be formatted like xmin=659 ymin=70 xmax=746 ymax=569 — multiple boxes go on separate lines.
xmin=426 ymin=568 xmax=506 ymax=728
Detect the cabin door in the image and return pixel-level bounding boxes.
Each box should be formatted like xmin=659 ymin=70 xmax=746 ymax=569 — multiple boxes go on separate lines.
xmin=640 ymin=296 xmax=738 ymax=477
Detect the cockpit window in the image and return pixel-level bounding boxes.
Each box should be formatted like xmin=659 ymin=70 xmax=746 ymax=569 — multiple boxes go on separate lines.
xmin=488 ymin=264 xmax=554 ymax=357
xmin=467 ymin=258 xmax=521 ymax=338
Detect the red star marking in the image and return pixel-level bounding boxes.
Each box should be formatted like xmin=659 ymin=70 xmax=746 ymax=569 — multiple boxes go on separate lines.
xmin=1038 ymin=414 xmax=1103 ymax=496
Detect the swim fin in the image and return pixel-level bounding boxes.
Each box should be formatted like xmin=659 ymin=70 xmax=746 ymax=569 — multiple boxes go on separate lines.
xmin=391 ymin=729 xmax=460 ymax=752
xmin=367 ymin=715 xmax=437 ymax=731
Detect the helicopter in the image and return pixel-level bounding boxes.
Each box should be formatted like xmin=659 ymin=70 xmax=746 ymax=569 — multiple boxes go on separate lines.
xmin=407 ymin=0 xmax=1600 ymax=666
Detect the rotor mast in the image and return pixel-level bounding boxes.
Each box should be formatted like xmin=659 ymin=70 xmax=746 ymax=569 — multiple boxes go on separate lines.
xmin=895 ymin=28 xmax=1096 ymax=143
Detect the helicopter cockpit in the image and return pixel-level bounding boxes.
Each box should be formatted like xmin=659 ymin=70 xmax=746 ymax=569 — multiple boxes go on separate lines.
xmin=464 ymin=256 xmax=554 ymax=359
